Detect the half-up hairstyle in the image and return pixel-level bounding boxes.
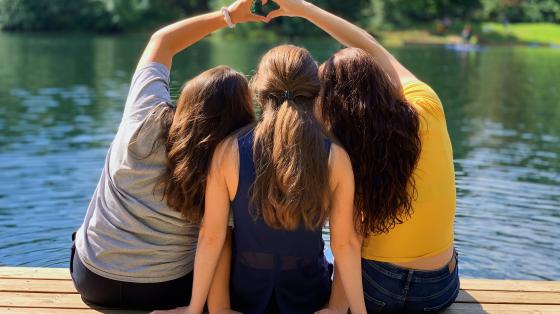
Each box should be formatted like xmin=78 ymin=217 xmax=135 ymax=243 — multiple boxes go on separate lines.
xmin=318 ymin=48 xmax=421 ymax=236
xmin=250 ymin=44 xmax=330 ymax=231
xmin=156 ymin=66 xmax=255 ymax=222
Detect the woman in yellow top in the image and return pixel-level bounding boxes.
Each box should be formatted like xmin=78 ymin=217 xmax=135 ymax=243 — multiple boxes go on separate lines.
xmin=269 ymin=1 xmax=458 ymax=313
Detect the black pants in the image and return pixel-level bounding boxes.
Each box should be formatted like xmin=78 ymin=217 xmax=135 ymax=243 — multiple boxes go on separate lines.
xmin=70 ymin=237 xmax=193 ymax=311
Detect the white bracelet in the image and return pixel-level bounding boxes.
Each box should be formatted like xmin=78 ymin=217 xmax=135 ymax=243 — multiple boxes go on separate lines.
xmin=221 ymin=7 xmax=236 ymax=29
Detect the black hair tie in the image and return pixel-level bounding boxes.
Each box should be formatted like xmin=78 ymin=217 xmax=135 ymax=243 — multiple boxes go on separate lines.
xmin=282 ymin=90 xmax=294 ymax=102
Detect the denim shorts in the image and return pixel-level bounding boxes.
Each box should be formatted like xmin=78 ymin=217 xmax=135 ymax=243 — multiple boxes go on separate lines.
xmin=362 ymin=250 xmax=459 ymax=313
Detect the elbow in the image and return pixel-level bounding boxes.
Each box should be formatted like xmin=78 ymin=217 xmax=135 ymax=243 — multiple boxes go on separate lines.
xmin=149 ymin=30 xmax=166 ymax=44
xmin=331 ymin=236 xmax=362 ymax=258
xmin=146 ymin=31 xmax=174 ymax=58
xmin=198 ymin=228 xmax=227 ymax=248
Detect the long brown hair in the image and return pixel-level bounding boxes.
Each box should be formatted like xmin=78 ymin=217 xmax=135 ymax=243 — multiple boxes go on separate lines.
xmin=318 ymin=48 xmax=421 ymax=236
xmin=250 ymin=45 xmax=330 ymax=231
xmin=155 ymin=66 xmax=255 ymax=222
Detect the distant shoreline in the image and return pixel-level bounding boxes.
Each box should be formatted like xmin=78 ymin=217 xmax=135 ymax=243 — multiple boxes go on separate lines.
xmin=375 ymin=22 xmax=560 ymax=48
xmin=2 ymin=22 xmax=559 ymax=48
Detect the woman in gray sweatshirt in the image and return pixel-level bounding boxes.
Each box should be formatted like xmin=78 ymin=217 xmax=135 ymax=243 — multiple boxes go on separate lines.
xmin=72 ymin=0 xmax=263 ymax=310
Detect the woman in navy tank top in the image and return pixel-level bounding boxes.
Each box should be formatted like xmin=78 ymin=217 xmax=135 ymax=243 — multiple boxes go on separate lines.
xmin=153 ymin=44 xmax=367 ymax=314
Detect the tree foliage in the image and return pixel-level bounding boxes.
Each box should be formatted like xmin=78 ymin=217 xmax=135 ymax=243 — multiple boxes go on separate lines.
xmin=0 ymin=0 xmax=208 ymax=32
xmin=369 ymin=0 xmax=482 ymax=27
xmin=481 ymin=0 xmax=560 ymax=22
xmin=0 ymin=0 xmax=111 ymax=31
xmin=1 ymin=0 xmax=559 ymax=32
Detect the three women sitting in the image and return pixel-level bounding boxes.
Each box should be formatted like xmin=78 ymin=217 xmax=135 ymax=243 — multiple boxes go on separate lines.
xmin=72 ymin=0 xmax=459 ymax=313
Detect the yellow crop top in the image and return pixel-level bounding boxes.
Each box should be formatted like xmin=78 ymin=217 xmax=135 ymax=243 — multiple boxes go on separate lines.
xmin=361 ymin=81 xmax=456 ymax=263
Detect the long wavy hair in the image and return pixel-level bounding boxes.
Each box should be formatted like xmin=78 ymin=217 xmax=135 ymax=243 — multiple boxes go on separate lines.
xmin=153 ymin=66 xmax=255 ymax=222
xmin=318 ymin=48 xmax=421 ymax=236
xmin=250 ymin=45 xmax=330 ymax=231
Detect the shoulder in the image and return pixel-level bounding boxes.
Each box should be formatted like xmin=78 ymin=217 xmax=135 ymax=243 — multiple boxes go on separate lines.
xmin=211 ymin=135 xmax=240 ymax=200
xmin=211 ymin=136 xmax=239 ymax=174
xmin=129 ymin=62 xmax=171 ymax=96
xmin=329 ymin=143 xmax=350 ymax=167
xmin=401 ymin=80 xmax=445 ymax=120
xmin=329 ymin=143 xmax=354 ymax=190
xmin=134 ymin=62 xmax=170 ymax=79
xmin=124 ymin=62 xmax=172 ymax=122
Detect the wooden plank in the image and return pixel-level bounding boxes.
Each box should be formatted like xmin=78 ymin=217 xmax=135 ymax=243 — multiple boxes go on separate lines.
xmin=443 ymin=303 xmax=560 ymax=313
xmin=0 ymin=292 xmax=88 ymax=309
xmin=461 ymin=279 xmax=560 ymax=293
xmin=456 ymin=290 xmax=560 ymax=305
xmin=0 ymin=308 xmax=147 ymax=314
xmin=0 ymin=292 xmax=151 ymax=313
xmin=2 ymin=268 xmax=560 ymax=313
xmin=2 ymin=305 xmax=559 ymax=314
xmin=0 ymin=279 xmax=77 ymax=293
xmin=0 ymin=268 xmax=70 ymax=280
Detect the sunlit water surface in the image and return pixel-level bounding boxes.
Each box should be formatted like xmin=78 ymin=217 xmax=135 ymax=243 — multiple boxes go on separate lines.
xmin=0 ymin=33 xmax=558 ymax=280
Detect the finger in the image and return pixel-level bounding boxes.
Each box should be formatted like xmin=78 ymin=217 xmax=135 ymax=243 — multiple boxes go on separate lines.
xmin=249 ymin=14 xmax=268 ymax=22
xmin=265 ymin=9 xmax=284 ymax=22
xmin=262 ymin=0 xmax=269 ymax=4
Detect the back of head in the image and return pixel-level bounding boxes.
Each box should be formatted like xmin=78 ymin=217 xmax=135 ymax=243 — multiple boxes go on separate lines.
xmin=318 ymin=48 xmax=421 ymax=236
xmin=251 ymin=44 xmax=329 ymax=231
xmin=159 ymin=66 xmax=255 ymax=222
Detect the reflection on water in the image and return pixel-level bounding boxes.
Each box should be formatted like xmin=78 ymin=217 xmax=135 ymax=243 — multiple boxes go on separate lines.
xmin=0 ymin=33 xmax=558 ymax=279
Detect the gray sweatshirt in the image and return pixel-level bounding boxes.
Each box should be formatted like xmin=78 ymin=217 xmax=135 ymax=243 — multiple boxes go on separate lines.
xmin=75 ymin=63 xmax=199 ymax=283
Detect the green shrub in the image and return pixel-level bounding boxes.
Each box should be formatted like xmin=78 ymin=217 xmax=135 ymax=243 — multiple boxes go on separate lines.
xmin=0 ymin=0 xmax=113 ymax=32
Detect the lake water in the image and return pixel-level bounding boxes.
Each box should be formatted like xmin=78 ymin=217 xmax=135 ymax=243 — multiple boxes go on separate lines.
xmin=0 ymin=33 xmax=559 ymax=280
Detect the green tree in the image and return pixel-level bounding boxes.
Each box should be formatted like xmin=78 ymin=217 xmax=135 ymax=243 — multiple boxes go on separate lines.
xmin=0 ymin=0 xmax=112 ymax=31
xmin=0 ymin=0 xmax=207 ymax=32
xmin=367 ymin=0 xmax=482 ymax=28
xmin=480 ymin=0 xmax=560 ymax=22
xmin=2 ymin=0 xmax=560 ymax=33
xmin=209 ymin=0 xmax=368 ymax=36
xmin=100 ymin=0 xmax=181 ymax=31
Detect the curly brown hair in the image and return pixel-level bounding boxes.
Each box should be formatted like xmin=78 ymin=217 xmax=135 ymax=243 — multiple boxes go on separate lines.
xmin=155 ymin=66 xmax=255 ymax=222
xmin=318 ymin=48 xmax=421 ymax=236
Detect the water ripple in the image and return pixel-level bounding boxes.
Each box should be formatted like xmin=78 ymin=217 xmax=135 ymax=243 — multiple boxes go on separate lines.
xmin=0 ymin=37 xmax=558 ymax=280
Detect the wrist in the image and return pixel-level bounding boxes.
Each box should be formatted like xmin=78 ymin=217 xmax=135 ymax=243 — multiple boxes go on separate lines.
xmin=220 ymin=7 xmax=236 ymax=28
xmin=189 ymin=299 xmax=205 ymax=314
xmin=328 ymin=305 xmax=348 ymax=314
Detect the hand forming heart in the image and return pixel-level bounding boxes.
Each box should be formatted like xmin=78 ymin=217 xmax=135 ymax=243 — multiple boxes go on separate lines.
xmin=228 ymin=0 xmax=308 ymax=24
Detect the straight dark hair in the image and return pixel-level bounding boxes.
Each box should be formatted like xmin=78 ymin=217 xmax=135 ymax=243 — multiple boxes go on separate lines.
xmin=318 ymin=48 xmax=421 ymax=236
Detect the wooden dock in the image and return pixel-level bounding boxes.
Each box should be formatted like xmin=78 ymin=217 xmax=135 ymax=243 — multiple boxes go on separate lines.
xmin=0 ymin=267 xmax=559 ymax=313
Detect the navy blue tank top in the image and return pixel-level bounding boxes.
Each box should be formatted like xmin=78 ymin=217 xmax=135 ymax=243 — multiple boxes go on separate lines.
xmin=230 ymin=128 xmax=332 ymax=314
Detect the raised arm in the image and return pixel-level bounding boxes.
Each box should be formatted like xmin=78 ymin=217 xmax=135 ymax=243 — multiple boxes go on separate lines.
xmin=267 ymin=0 xmax=416 ymax=88
xmin=138 ymin=0 xmax=266 ymax=70
xmin=327 ymin=145 xmax=366 ymax=314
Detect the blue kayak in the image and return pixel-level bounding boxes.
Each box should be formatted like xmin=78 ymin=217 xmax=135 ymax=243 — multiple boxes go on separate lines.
xmin=445 ymin=44 xmax=483 ymax=52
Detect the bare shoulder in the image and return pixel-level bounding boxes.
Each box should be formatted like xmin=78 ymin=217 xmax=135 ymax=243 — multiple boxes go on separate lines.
xmin=211 ymin=136 xmax=239 ymax=175
xmin=210 ymin=136 xmax=239 ymax=200
xmin=329 ymin=143 xmax=354 ymax=190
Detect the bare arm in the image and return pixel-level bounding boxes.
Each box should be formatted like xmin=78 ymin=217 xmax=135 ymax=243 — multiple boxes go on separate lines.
xmin=207 ymin=229 xmax=235 ymax=314
xmin=188 ymin=140 xmax=235 ymax=313
xmin=138 ymin=0 xmax=266 ymax=70
xmin=267 ymin=0 xmax=416 ymax=87
xmin=317 ymin=263 xmax=349 ymax=314
xmin=152 ymin=142 xmax=232 ymax=314
xmin=327 ymin=145 xmax=366 ymax=314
